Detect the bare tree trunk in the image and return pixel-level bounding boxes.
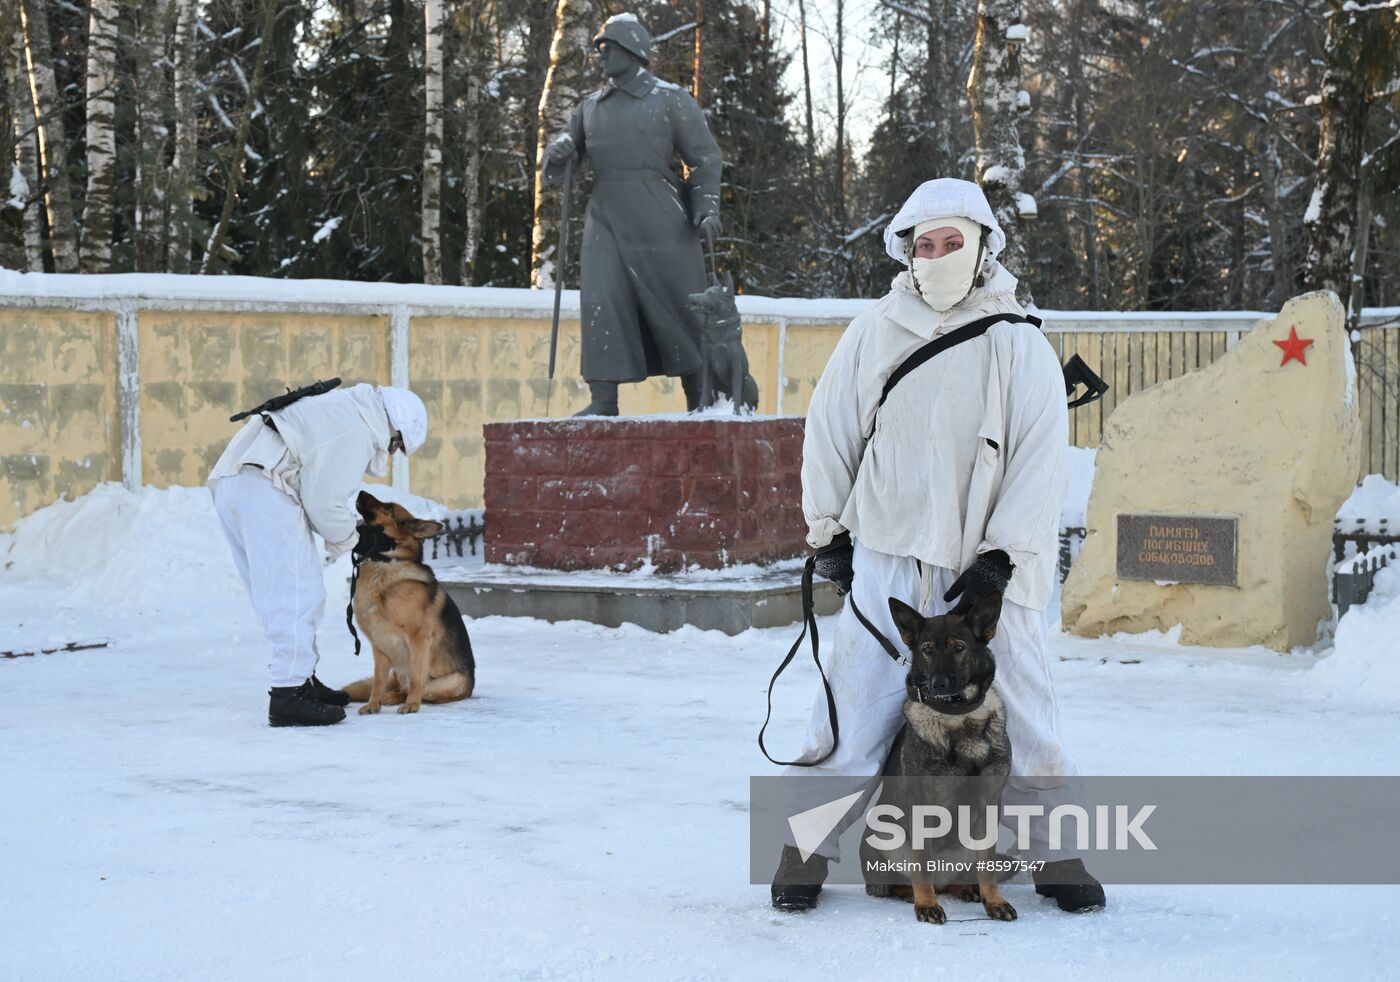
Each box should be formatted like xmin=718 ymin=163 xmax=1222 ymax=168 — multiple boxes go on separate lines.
xmin=7 ymin=13 xmax=43 ymax=269
xmin=925 ymin=0 xmax=955 ymax=173
xmin=888 ymin=14 xmax=901 ymax=104
xmin=833 ymin=0 xmax=846 ymax=231
xmin=530 ymin=0 xmax=595 ymax=289
xmin=132 ymin=0 xmax=172 ymax=271
xmin=201 ymin=0 xmax=280 ymax=274
xmin=796 ymin=0 xmax=816 ymax=184
xmin=81 ymin=0 xmax=119 ymax=271
xmin=692 ymin=0 xmax=703 ymax=105
xmin=1261 ymin=135 xmax=1295 ymax=309
xmin=169 ymin=0 xmax=198 ymax=272
xmin=968 ymin=0 xmax=1031 ymax=303
xmin=1067 ymin=0 xmax=1099 ymax=307
xmin=1349 ymin=177 xmax=1372 ymax=331
xmin=460 ymin=72 xmax=482 ymax=285
xmin=421 ymin=0 xmax=445 ymax=284
xmin=1303 ymin=1 xmax=1368 ymax=297
xmin=19 ymin=0 xmax=78 ymax=272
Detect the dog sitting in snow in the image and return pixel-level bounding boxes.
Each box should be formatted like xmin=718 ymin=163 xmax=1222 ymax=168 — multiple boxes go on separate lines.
xmin=341 ymin=492 xmax=475 ymax=714
xmin=687 ymin=271 xmax=760 ymax=411
xmin=860 ymin=592 xmax=1016 ymax=925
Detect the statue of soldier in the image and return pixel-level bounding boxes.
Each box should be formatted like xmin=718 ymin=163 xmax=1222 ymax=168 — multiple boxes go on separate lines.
xmin=541 ymin=13 xmax=723 ymax=417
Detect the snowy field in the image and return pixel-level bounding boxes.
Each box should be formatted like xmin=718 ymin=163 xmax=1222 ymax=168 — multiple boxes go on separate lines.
xmin=3 ymin=485 xmax=1399 ymax=981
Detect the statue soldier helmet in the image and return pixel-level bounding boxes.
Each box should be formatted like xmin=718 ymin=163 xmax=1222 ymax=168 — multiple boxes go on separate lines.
xmin=593 ymin=13 xmax=652 ymax=65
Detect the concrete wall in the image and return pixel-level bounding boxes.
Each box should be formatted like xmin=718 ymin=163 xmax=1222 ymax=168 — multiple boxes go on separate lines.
xmin=0 ymin=307 xmax=121 ymax=525
xmin=2 ymin=274 xmax=1395 ymax=530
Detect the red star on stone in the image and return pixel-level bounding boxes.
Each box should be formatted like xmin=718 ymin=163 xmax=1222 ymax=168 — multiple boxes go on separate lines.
xmin=1273 ymin=326 xmax=1313 ymax=366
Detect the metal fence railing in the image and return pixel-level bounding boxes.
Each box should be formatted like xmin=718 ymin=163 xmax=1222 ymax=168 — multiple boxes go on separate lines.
xmin=1332 ymin=516 xmax=1399 ymax=618
xmin=425 ymin=513 xmax=486 ymax=564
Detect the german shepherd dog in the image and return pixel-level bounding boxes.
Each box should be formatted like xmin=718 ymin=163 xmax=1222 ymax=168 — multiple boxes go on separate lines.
xmin=860 ymin=592 xmax=1016 ymax=925
xmin=340 ymin=491 xmax=476 ymax=714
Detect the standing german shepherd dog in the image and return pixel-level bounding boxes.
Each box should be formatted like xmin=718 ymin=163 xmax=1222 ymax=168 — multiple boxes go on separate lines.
xmin=341 ymin=492 xmax=476 ymax=714
xmin=860 ymin=592 xmax=1016 ymax=925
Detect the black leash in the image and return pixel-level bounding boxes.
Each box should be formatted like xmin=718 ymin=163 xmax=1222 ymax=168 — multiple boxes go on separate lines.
xmin=758 ymin=561 xmax=905 ymax=768
xmin=848 ymin=596 xmax=908 ymax=666
xmin=758 ymin=558 xmax=836 ymax=767
xmin=346 ymin=551 xmax=363 ymax=657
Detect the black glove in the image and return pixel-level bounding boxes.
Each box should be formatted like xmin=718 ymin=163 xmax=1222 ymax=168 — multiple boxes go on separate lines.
xmin=813 ymin=531 xmax=854 ymax=596
xmin=352 ymin=522 xmax=395 ymax=561
xmin=942 ymin=549 xmax=1014 ymax=615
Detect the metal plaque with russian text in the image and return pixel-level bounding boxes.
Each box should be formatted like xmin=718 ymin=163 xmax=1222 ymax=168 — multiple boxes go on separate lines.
xmin=1117 ymin=514 xmax=1238 ymax=586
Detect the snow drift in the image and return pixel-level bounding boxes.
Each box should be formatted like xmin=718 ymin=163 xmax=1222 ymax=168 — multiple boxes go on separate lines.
xmin=0 ymin=483 xmax=241 ymax=608
xmin=1314 ymin=475 xmax=1400 ymax=704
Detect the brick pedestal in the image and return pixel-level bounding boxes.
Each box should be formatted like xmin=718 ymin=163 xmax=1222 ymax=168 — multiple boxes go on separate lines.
xmin=483 ymin=417 xmax=807 ymax=572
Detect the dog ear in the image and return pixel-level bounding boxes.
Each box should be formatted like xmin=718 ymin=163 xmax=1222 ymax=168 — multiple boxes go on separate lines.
xmin=722 ymin=270 xmax=734 ymax=294
xmin=964 ymin=591 xmax=1003 ymax=644
xmin=404 ymin=519 xmax=445 ymax=539
xmin=888 ymin=597 xmax=925 ymax=649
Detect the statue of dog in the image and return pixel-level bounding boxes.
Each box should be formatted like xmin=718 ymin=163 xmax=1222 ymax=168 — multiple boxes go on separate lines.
xmin=687 ymin=271 xmax=759 ymax=411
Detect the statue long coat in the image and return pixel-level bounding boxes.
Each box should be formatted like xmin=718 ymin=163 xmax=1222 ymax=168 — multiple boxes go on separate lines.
xmin=545 ymin=69 xmax=722 ymax=383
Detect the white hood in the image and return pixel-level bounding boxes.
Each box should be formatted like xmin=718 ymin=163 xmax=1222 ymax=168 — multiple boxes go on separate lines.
xmin=884 ymin=178 xmax=1006 ymax=266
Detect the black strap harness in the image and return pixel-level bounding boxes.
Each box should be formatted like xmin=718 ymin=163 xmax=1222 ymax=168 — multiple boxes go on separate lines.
xmin=761 ymin=311 xmax=1106 ymax=767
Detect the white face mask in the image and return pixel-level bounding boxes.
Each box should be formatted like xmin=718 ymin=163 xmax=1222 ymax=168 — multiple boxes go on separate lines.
xmin=910 ymin=238 xmax=982 ymax=311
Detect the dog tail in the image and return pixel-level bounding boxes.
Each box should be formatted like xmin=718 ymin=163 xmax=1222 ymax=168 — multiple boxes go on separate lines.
xmin=340 ymin=678 xmax=372 ymax=702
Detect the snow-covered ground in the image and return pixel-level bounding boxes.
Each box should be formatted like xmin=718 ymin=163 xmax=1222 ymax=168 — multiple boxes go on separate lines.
xmin=3 ymin=485 xmax=1399 ymax=980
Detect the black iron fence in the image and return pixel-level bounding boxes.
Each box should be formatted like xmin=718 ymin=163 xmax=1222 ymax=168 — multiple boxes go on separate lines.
xmin=1333 ymin=517 xmax=1399 ymax=618
xmin=425 ymin=512 xmax=486 ymax=563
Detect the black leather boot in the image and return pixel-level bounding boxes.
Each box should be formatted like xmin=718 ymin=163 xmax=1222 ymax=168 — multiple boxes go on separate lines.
xmin=269 ymin=681 xmax=347 ymax=727
xmin=308 ymin=674 xmax=351 ymax=707
xmin=1033 ymin=859 xmax=1106 ymax=912
xmin=771 ymin=845 xmax=829 ymax=912
xmin=573 ymin=381 xmax=619 ymax=417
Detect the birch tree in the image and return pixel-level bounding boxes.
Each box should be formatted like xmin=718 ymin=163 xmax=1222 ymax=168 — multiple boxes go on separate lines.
xmin=6 ymin=10 xmax=43 ymax=269
xmin=168 ymin=0 xmax=198 ymax=272
xmin=795 ymin=0 xmax=816 ymax=184
xmin=422 ymin=0 xmax=446 ymax=284
xmin=530 ymin=0 xmax=594 ymax=289
xmin=131 ymin=0 xmax=172 ymax=271
xmin=81 ymin=0 xmax=118 ymax=271
xmin=968 ymin=0 xmax=1032 ymax=302
xmin=19 ymin=0 xmax=78 ymax=272
xmin=460 ymin=70 xmax=482 ymax=284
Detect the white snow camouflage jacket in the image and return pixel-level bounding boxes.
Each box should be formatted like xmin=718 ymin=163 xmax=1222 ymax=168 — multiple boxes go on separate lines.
xmin=207 ymin=383 xmax=394 ymax=558
xmin=801 ymin=262 xmax=1068 ymax=612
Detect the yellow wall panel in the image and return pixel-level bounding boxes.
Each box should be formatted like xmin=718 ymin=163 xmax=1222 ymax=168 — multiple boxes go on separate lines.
xmin=138 ymin=311 xmax=390 ymax=490
xmin=0 ymin=308 xmax=120 ymax=529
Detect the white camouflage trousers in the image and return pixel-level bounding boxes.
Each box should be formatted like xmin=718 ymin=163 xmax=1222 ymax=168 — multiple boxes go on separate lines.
xmin=212 ymin=468 xmax=326 ymax=688
xmin=783 ymin=541 xmax=1084 ymax=863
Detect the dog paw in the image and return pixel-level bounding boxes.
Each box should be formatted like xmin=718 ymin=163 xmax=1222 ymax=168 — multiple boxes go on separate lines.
xmin=984 ymin=900 xmax=1018 ymax=921
xmin=397 ymin=701 xmax=421 ymax=715
xmin=943 ymin=883 xmax=982 ymax=903
xmin=914 ymin=904 xmax=946 ymax=925
xmin=359 ymin=703 xmax=381 ymax=715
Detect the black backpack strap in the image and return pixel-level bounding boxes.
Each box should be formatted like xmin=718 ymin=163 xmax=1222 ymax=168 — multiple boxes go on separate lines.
xmin=868 ymin=313 xmax=1043 ymax=440
xmin=877 ymin=313 xmax=1041 ymax=411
